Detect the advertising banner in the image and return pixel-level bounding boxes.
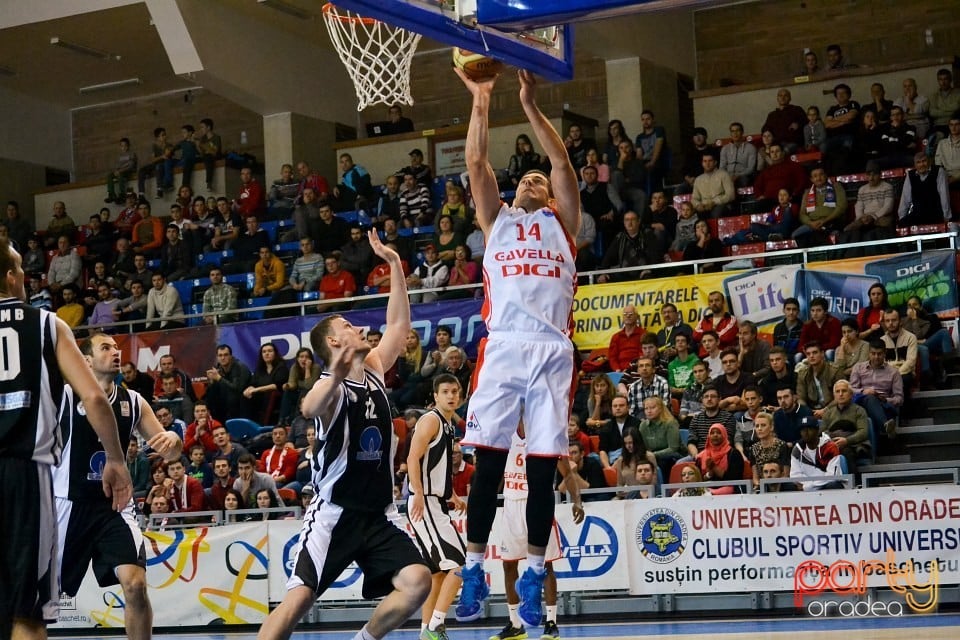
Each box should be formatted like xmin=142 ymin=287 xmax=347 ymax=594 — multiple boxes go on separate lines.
xmin=626 ymin=486 xmax=960 ymax=602
xmin=721 ymin=265 xmax=801 ymax=327
xmin=53 ymin=524 xmax=269 ymax=629
xmin=798 ymin=271 xmax=880 ymax=318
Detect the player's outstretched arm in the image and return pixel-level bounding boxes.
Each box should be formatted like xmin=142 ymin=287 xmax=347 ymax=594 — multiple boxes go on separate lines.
xmin=456 ymin=68 xmax=502 ymax=236
xmin=137 ymin=396 xmax=183 ymax=462
xmin=518 ymin=70 xmax=580 ymax=236
xmin=54 ymin=318 xmax=131 ymax=510
xmin=405 ymin=412 xmax=441 ymax=523
xmin=367 ymin=230 xmax=410 ymax=376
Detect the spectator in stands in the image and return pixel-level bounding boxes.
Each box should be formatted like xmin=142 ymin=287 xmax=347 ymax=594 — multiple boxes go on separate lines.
xmin=821 ymin=379 xmax=870 ymax=472
xmin=447 ymin=441 xmax=473 ymax=499
xmin=269 ymin=163 xmax=299 ymax=215
xmin=252 ymin=245 xmax=285 ymax=301
xmin=161 ymin=457 xmax=204 ymax=516
xmin=756 ymin=129 xmax=776 ymax=173
xmin=373 ymin=175 xmax=402 ymax=228
xmin=566 ymin=415 xmax=592 ymax=455
xmin=749 ymin=413 xmax=790 ymax=485
xmin=290 ymin=426 xmax=316 ymax=493
xmin=719 ymin=122 xmax=757 ymax=187
xmin=126 ymin=439 xmax=150 ymax=498
xmin=851 ymin=340 xmax=902 ymax=440
xmin=234 ymin=453 xmax=283 ymax=507
xmin=104 ymin=137 xmax=138 ymax=204
xmin=47 ymin=234 xmax=82 ymax=294
xmin=212 ymin=425 xmax=248 ymax=473
xmin=793 ymin=166 xmax=847 ymax=247
xmin=258 ymin=424 xmax=297 ymax=487
xmin=389 ymin=330 xmax=428 ymax=410
xmin=398 ymin=171 xmax=433 ymax=228
xmin=934 ymin=112 xmax=960 ymax=190
xmin=207 ymin=457 xmax=236 ymax=510
xmin=155 ymin=372 xmax=194 ymax=424
xmin=825 ymin=44 xmax=852 ymax=71
xmin=196 ymin=118 xmax=222 ymax=192
xmin=27 ymin=274 xmax=52 ymax=310
xmin=757 ymin=346 xmax=796 ymax=407
xmin=81 ymin=214 xmax=115 ymax=268
xmin=797 ymin=341 xmax=842 ymax=418
xmin=693 ymin=291 xmax=737 ymax=355
xmin=280 ymin=348 xmax=320 ymax=427
xmin=395 ymin=148 xmax=432 ymax=186
xmin=131 ymin=201 xmax=164 ymax=258
xmin=432 ymin=215 xmax=463 ymax=267
xmin=602 ymin=119 xmax=630 ymax=168
xmin=803 ymin=105 xmax=827 ymax=152
xmin=713 ymin=348 xmax=749 ymax=413
xmin=699 ymin=330 xmax=723 ymax=378
xmin=657 ymin=302 xmax=695 ymax=358
xmin=382 ymin=104 xmax=415 ymax=136
xmin=640 ymin=334 xmax=669 ymax=381
xmin=152 ymin=353 xmax=196 ymax=401
xmin=283 ymin=186 xmax=321 ymax=244
xmin=245 ymin=342 xmax=288 ymax=425
xmin=285 ymin=237 xmax=324 ymax=294
xmin=863 ymin=83 xmax=894 ymax=125
xmin=880 ymin=105 xmax=918 ymax=169
xmin=647 ymin=191 xmax=677 ymax=253
xmin=667 ymin=334 xmax=700 ymax=397
xmin=930 ymin=69 xmax=960 ymax=138
xmin=691 ymin=154 xmax=735 ymax=219
xmin=232 ymin=167 xmax=265 ymax=220
xmin=115 ymin=280 xmax=147 ymax=327
xmin=696 ymin=424 xmax=743 ymax=491
xmin=752 ymin=143 xmax=808 ymax=206
xmin=857 ymin=110 xmax=885 ymax=166
xmin=317 ymin=251 xmax=356 ymax=311
xmin=333 ymin=153 xmax=374 ymax=213
xmin=607 ymin=304 xmax=644 ymax=374
xmin=834 ymin=317 xmax=870 ymax=377
xmin=206 ymin=344 xmax=252 ymax=421
xmin=439 ymin=182 xmax=472 ymax=234
xmin=839 ymin=161 xmax=895 ymax=248
xmin=419 ymin=325 xmax=453 ymax=384
xmin=557 ymin=440 xmax=606 ymax=502
xmin=184 ymin=401 xmax=221 ymax=456
xmin=638 ymin=396 xmax=683 ymax=480
xmin=674 ymin=464 xmax=711 ymax=497
xmin=895 ymin=77 xmax=931 ymax=140
xmin=596 ymin=210 xmax=659 ymax=282
xmin=763 ymin=89 xmax=807 ymax=153
xmin=564 ymin=123 xmax=595 ymax=174
xmin=137 ymin=127 xmax=172 ymax=198
xmin=159 ymin=223 xmax=194 ymax=281
xmin=627 ymin=357 xmax=671 ymax=418
xmin=316 ymin=203 xmax=353 ymax=258
xmin=823 ymin=84 xmax=861 ymax=173
xmin=790 ymin=416 xmax=844 ymax=491
xmin=406 ymin=243 xmax=447 ymax=304
xmin=442 ymin=244 xmax=479 ymax=299
xmin=294 ymin=161 xmax=331 ymax=204
xmin=857 ymin=283 xmax=889 ymax=342
xmin=362 ymin=241 xmax=409 ymax=302
xmin=881 ymin=307 xmax=920 ymax=390
xmin=611 ymin=139 xmax=648 ymax=216
xmin=733 ymin=386 xmax=764 ymax=453
xmin=44 ymin=201 xmax=77 ymax=248
xmin=6 ymin=201 xmax=32 ymax=251
xmin=583 ymin=374 xmax=616 ymax=434
xmin=507 ymin=134 xmax=544 ymax=187
xmin=175 ymin=185 xmax=194 ymax=213
xmin=677 ymin=127 xmax=719 ymax=196
xmin=738 ymin=320 xmax=771 ymax=379
xmin=611 ymin=429 xmax=656 ymax=498
xmin=145 ymin=272 xmax=185 ymax=329
xmin=581 ymin=164 xmax=617 ymax=243
xmin=86 ymin=283 xmax=120 ymax=331
xmin=222 ymin=489 xmax=243 ymax=513
xmin=114 ymin=192 xmax=141 ymax=240
xmin=635 ymin=110 xmax=668 ymax=184
xmin=56 ymin=285 xmax=85 ymax=327
xmin=381 ymin=217 xmax=415 ymax=265
xmin=897 ymin=152 xmax=951 ymax=228
xmin=678 ymin=361 xmax=711 ymax=426
xmin=687 ymin=378 xmax=735 ymax=443
xmin=208 ymin=198 xmax=239 ymax=252
xmin=170 ymin=125 xmax=198 ymax=191
xmin=905 ymin=295 xmax=955 ymax=381
xmin=604 ymin=394 xmax=641 ymax=452
xmin=465 ymin=218 xmax=485 ymax=265
xmin=202 ymin=266 xmax=238 ymax=324
xmin=230 ymin=214 xmax=271 ymax=274
xmin=799 ymin=297 xmax=842 ymax=353
xmin=773 ymin=386 xmax=810 ymax=446
xmin=435 ymin=347 xmax=471 ymax=409
xmin=669 ymin=201 xmax=698 ymax=254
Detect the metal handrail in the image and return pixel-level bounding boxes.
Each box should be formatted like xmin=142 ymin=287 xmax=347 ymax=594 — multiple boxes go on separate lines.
xmin=861 ymin=468 xmax=959 ymax=487
xmin=759 ymin=474 xmax=856 ymax=492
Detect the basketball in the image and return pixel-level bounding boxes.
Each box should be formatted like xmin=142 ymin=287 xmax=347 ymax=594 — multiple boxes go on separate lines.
xmin=453 ymin=47 xmax=504 ymax=81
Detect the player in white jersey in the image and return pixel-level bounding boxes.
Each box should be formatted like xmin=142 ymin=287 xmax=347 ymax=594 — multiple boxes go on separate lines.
xmin=493 ymin=424 xmax=584 ymax=640
xmin=406 ymin=374 xmax=467 ymax=640
xmin=454 ymin=66 xmax=582 ymax=628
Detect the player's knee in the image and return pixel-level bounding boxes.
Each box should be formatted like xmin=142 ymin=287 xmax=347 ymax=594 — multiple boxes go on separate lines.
xmin=121 ymin=571 xmax=149 ymax=605
xmin=398 ymin=564 xmax=432 ymax=603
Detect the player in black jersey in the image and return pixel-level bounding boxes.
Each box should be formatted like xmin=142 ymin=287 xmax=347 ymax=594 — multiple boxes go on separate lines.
xmin=54 ymin=333 xmax=181 ymax=640
xmin=406 ymin=374 xmax=467 ymax=640
xmin=0 ymin=239 xmax=131 ymax=640
xmin=258 ymin=230 xmax=430 ymax=640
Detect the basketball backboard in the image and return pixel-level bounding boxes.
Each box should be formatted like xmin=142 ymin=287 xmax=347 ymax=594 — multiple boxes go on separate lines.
xmin=326 ymin=0 xmax=575 ymax=81
xmin=476 ymin=0 xmax=713 ymax=33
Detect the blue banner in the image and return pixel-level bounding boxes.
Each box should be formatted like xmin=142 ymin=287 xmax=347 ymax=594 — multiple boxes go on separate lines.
xmin=218 ymin=298 xmax=486 ymax=367
xmin=863 ymin=249 xmax=959 ymax=317
xmin=799 ymin=271 xmax=880 ymax=319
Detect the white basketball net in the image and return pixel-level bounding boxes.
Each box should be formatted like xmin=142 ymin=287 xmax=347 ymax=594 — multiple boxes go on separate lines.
xmin=322 ymin=3 xmax=423 ymax=111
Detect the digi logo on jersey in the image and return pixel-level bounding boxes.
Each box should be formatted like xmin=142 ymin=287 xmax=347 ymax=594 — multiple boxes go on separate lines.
xmin=495 ymin=248 xmax=565 ymax=279
xmin=87 ymin=450 xmax=107 ymax=481
xmin=282 ymin=534 xmax=362 ymax=587
xmin=357 ymin=426 xmax=383 ymax=462
xmin=636 ymin=508 xmax=688 ymax=564
xmin=554 ymin=515 xmax=618 ymax=579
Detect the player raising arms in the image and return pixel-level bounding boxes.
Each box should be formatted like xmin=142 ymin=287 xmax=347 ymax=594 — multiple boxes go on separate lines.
xmin=454 ymin=66 xmax=582 ymax=629
xmin=54 ymin=334 xmax=182 ymax=640
xmin=258 ymin=230 xmax=431 ymax=640
xmin=406 ymin=373 xmax=468 ymax=640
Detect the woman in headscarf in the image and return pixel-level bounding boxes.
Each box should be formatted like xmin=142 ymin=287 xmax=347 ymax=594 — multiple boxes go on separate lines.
xmin=696 ymin=423 xmax=744 ymax=494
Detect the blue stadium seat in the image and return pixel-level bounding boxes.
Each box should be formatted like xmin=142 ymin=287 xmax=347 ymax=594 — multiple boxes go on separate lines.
xmin=197 ymin=250 xmax=233 ymax=268
xmin=273 ymin=241 xmax=300 ymax=256
xmin=259 ymin=220 xmax=279 ymax=243
xmin=225 ymin=418 xmax=269 ymax=442
xmin=606 ymin=371 xmax=624 ymax=387
xmin=242 ymin=296 xmax=272 ymax=320
xmin=147 ymin=259 xmax=161 ymax=270
xmin=300 ymin=291 xmax=319 ymax=301
xmin=679 ymin=428 xmax=690 ymax=447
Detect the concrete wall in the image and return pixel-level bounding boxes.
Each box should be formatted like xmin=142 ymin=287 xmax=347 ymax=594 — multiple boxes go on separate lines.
xmin=0 ymin=86 xmax=72 ymax=171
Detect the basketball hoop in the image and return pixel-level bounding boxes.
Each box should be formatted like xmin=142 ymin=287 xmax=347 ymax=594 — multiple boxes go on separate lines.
xmin=322 ymin=3 xmax=423 ymax=111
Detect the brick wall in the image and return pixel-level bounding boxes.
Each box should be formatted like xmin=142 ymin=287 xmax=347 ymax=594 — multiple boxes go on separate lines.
xmin=695 ymin=0 xmax=960 ymax=90
xmin=72 ymin=88 xmax=264 ymax=182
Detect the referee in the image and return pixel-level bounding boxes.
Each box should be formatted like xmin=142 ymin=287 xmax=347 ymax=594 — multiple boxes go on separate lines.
xmin=0 ymin=239 xmax=131 ymax=640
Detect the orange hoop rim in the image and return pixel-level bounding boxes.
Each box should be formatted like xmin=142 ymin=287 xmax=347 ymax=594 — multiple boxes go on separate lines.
xmin=322 ymin=3 xmax=379 ymax=26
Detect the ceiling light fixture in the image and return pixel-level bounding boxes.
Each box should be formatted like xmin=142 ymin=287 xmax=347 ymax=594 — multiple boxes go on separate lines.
xmin=257 ymin=0 xmax=313 ymax=20
xmin=78 ymin=77 xmax=141 ymax=95
xmin=50 ymin=36 xmax=112 ymax=60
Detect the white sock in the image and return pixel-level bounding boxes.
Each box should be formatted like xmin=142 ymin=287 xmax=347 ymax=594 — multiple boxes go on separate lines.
xmin=420 ymin=623 xmax=427 ymax=632
xmin=352 ymin=626 xmax=377 ymax=640
xmin=546 ymin=605 xmax=558 ymax=623
xmin=428 ymin=610 xmax=446 ymax=630
xmin=527 ymin=554 xmax=546 ymax=574
xmin=508 ymin=604 xmax=521 ymax=627
xmin=465 ymin=551 xmax=485 ymax=570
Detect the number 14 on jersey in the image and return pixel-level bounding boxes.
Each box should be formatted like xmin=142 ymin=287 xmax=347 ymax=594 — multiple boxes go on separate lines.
xmin=516 ymin=222 xmax=541 ymax=242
